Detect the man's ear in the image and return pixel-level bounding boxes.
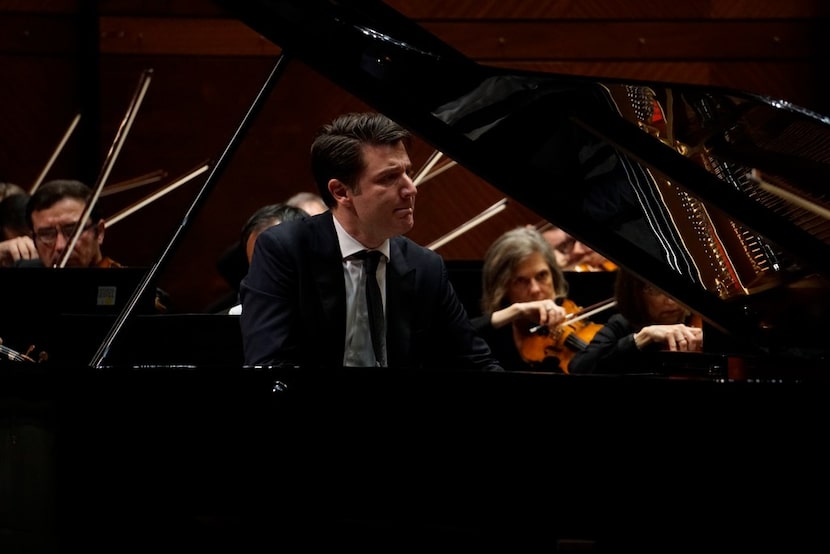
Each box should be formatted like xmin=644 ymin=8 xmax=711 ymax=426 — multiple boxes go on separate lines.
xmin=328 ymin=179 xmax=351 ymax=206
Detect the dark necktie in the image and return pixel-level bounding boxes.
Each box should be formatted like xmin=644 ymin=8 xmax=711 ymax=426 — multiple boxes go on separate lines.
xmin=359 ymin=250 xmax=387 ymax=367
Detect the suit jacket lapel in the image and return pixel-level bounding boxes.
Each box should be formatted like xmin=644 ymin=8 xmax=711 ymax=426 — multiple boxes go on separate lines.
xmin=385 ymin=237 xmax=415 ymax=366
xmin=309 ymin=213 xmax=348 ymax=352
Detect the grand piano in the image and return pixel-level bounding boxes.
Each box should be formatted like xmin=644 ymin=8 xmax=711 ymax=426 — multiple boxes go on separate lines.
xmin=3 ymin=1 xmax=830 ymax=552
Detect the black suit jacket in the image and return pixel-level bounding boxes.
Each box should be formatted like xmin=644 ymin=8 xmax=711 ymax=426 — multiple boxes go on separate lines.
xmin=240 ymin=211 xmax=502 ymax=371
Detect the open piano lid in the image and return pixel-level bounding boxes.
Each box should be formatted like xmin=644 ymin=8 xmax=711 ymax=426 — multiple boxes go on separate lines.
xmin=221 ymin=0 xmax=830 ymax=367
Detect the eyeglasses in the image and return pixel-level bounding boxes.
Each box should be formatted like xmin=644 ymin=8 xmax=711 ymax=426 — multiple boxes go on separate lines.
xmin=33 ymin=221 xmax=94 ymax=246
xmin=552 ymin=236 xmax=576 ymax=256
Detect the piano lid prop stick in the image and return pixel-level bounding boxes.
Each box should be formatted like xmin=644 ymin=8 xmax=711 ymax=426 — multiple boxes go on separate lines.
xmin=426 ymin=198 xmax=508 ymax=251
xmin=106 ymin=163 xmax=209 ymax=226
xmin=30 ymin=112 xmax=81 ymax=194
xmin=59 ymin=69 xmax=153 ymax=268
xmin=91 ymin=54 xmax=290 ymax=368
xmin=101 ymin=169 xmax=168 ymax=197
xmin=751 ymin=169 xmax=830 ymax=221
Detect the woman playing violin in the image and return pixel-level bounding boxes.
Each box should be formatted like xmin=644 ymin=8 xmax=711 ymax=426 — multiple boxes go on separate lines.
xmin=568 ymin=268 xmax=703 ymax=375
xmin=470 ymin=227 xmax=571 ymax=371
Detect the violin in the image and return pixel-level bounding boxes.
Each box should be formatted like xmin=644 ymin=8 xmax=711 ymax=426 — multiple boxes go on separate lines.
xmin=571 ymin=260 xmax=618 ymax=272
xmin=518 ymin=298 xmax=616 ymax=373
xmin=0 ymin=337 xmax=47 ymax=363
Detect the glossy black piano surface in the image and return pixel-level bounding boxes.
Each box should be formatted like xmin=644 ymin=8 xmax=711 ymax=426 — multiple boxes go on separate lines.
xmin=4 ymin=364 xmax=830 ymax=552
xmin=4 ymin=0 xmax=830 ymax=552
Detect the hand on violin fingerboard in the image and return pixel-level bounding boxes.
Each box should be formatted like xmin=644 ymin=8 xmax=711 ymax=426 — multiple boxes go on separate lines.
xmin=490 ymin=299 xmax=567 ymax=329
xmin=634 ymin=323 xmax=703 ymax=352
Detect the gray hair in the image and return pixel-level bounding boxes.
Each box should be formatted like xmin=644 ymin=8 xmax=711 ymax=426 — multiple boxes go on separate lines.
xmin=480 ymin=226 xmax=568 ymax=315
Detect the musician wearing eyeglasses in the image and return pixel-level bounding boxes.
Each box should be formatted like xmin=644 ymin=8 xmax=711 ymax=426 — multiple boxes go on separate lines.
xmin=24 ymin=179 xmax=121 ymax=268
xmin=541 ymin=224 xmax=617 ymax=272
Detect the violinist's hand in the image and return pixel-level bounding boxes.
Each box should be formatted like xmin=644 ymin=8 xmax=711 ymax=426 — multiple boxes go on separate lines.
xmin=0 ymin=236 xmax=38 ymax=267
xmin=634 ymin=323 xmax=703 ymax=352
xmin=532 ymin=299 xmax=568 ymax=328
xmin=491 ymin=299 xmax=567 ymax=329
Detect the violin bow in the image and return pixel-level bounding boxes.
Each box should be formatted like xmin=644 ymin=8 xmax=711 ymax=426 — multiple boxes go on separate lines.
xmin=30 ymin=112 xmax=82 ymax=194
xmin=100 ymin=169 xmax=168 ymax=197
xmin=413 ymin=149 xmax=457 ymax=187
xmin=529 ymin=297 xmax=617 ymax=334
xmin=59 ymin=69 xmax=153 ymax=268
xmin=106 ymin=162 xmax=210 ymax=227
xmin=426 ymin=198 xmax=508 ymax=251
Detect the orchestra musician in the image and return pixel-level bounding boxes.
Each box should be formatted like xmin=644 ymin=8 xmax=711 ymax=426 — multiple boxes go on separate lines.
xmin=285 ymin=191 xmax=328 ymax=216
xmin=21 ymin=179 xmax=171 ymax=312
xmin=240 ymin=111 xmax=502 ymax=371
xmin=0 ymin=181 xmax=25 ymax=200
xmin=0 ymin=190 xmax=37 ymax=267
xmin=471 ymin=226 xmax=571 ymax=371
xmin=23 ymin=179 xmax=120 ymax=268
xmin=226 ymin=202 xmax=309 ymax=315
xmin=568 ymin=267 xmax=703 ymax=374
xmin=541 ymin=223 xmax=617 ymax=272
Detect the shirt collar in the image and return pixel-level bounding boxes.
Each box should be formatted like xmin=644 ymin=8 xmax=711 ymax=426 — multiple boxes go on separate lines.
xmin=333 ymin=216 xmax=390 ymax=261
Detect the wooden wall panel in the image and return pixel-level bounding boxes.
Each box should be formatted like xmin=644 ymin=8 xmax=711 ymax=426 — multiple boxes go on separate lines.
xmin=387 ymin=0 xmax=830 ymax=19
xmin=422 ymin=21 xmax=818 ymax=60
xmin=99 ymin=16 xmax=278 ymax=56
xmin=0 ymin=11 xmax=86 ymax=188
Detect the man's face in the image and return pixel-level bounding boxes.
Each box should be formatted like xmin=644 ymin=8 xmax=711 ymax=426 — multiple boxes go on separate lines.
xmin=350 ymin=141 xmax=416 ymax=245
xmin=30 ymin=197 xmax=103 ymax=267
xmin=542 ymin=228 xmax=606 ymax=271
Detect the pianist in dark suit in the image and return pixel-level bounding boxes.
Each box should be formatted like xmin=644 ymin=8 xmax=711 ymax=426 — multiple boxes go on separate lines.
xmin=240 ymin=111 xmax=502 ymax=371
xmin=568 ymin=267 xmax=703 ymax=374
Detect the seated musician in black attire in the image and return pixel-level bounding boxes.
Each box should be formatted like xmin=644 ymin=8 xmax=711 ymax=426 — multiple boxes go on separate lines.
xmin=471 ymin=226 xmax=569 ymax=371
xmin=226 ymin=202 xmax=309 ymax=315
xmin=568 ymin=267 xmax=703 ymax=374
xmin=240 ymin=111 xmax=501 ymax=371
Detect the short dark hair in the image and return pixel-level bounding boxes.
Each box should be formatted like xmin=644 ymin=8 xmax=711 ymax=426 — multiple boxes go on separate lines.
xmin=0 ymin=193 xmax=30 ymax=236
xmin=310 ymin=112 xmax=411 ymax=207
xmin=240 ymin=203 xmax=308 ymax=248
xmin=26 ymin=179 xmax=102 ymax=229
